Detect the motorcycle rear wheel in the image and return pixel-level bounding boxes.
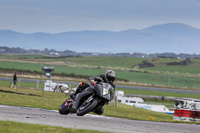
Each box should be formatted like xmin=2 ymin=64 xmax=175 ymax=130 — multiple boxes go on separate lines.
xmin=76 ymin=97 xmax=98 ymax=116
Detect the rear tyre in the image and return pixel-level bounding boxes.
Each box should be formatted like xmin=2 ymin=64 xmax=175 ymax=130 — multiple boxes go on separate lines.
xmin=76 ymin=97 xmax=98 ymax=116
xmin=59 ymin=101 xmax=70 ymax=115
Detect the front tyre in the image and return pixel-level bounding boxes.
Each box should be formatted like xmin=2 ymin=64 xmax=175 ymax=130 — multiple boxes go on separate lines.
xmin=76 ymin=97 xmax=98 ymax=116
xmin=59 ymin=101 xmax=70 ymax=115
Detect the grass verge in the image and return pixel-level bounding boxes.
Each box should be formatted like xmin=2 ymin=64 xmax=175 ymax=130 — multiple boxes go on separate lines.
xmin=0 ymin=86 xmax=173 ymax=121
xmin=116 ymin=88 xmax=200 ymax=99
xmin=0 ymin=120 xmax=108 ymax=133
xmin=1 ymin=86 xmax=200 ymax=124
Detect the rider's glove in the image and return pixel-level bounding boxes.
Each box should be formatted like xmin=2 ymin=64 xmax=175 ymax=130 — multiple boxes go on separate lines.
xmin=94 ymin=77 xmax=103 ymax=82
xmin=70 ymin=93 xmax=76 ymax=99
xmin=90 ymin=80 xmax=96 ymax=85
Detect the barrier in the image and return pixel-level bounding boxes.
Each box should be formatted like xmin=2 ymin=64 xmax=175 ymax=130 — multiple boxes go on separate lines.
xmin=174 ymin=99 xmax=200 ymax=122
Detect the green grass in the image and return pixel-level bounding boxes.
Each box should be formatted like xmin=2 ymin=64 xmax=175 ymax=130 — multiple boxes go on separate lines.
xmin=0 ymin=54 xmax=145 ymax=68
xmin=0 ymin=61 xmax=42 ymax=72
xmin=0 ymin=120 xmax=108 ymax=133
xmin=0 ymin=87 xmax=65 ymax=110
xmin=1 ymin=55 xmax=200 ymax=89
xmin=60 ymin=56 xmax=145 ymax=68
xmin=1 ymin=54 xmax=200 ymax=74
xmin=104 ymin=102 xmax=173 ymax=121
xmin=143 ymin=65 xmax=200 ymax=75
xmin=117 ymin=70 xmax=200 ymax=88
xmin=116 ymin=88 xmax=200 ymax=110
xmin=0 ymin=80 xmax=44 ymax=89
xmin=1 ymin=60 xmax=200 ymax=88
xmin=116 ymin=88 xmax=200 ymax=99
xmin=0 ymin=80 xmax=12 ymax=87
xmin=3 ymin=86 xmax=200 ymax=125
xmin=140 ymin=58 xmax=200 ymax=76
xmin=0 ymin=86 xmax=174 ymax=122
xmin=0 ymin=54 xmax=44 ymax=59
xmin=0 ymin=60 xmax=107 ymax=76
xmin=3 ymin=79 xmax=200 ymax=110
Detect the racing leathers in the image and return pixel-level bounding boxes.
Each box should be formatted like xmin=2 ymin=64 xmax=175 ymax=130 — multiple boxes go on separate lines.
xmin=70 ymin=74 xmax=115 ymax=115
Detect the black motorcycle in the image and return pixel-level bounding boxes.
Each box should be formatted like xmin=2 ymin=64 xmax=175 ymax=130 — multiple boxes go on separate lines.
xmin=59 ymin=82 xmax=114 ymax=116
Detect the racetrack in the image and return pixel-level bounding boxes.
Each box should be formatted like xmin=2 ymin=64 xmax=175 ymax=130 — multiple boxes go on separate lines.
xmin=0 ymin=105 xmax=200 ymax=133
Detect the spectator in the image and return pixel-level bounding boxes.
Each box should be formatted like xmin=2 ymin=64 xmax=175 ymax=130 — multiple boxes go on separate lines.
xmin=11 ymin=72 xmax=17 ymax=89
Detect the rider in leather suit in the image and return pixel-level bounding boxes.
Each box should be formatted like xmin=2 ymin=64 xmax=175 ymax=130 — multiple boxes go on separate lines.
xmin=70 ymin=70 xmax=116 ymax=115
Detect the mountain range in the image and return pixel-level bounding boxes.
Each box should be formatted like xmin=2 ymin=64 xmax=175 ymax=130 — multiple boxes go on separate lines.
xmin=0 ymin=23 xmax=200 ymax=54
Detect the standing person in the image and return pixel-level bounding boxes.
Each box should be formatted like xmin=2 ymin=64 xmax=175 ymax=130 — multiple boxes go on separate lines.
xmin=11 ymin=72 xmax=17 ymax=89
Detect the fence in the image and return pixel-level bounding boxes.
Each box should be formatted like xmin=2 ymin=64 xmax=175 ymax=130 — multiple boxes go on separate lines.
xmin=0 ymin=77 xmax=78 ymax=96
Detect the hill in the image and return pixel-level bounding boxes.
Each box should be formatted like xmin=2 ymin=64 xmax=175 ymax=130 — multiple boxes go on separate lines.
xmin=0 ymin=23 xmax=200 ymax=54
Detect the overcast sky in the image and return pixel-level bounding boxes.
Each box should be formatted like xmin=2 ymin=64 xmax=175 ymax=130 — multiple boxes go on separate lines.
xmin=0 ymin=0 xmax=200 ymax=33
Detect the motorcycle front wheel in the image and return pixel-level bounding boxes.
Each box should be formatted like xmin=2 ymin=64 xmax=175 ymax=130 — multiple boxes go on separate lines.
xmin=76 ymin=97 xmax=98 ymax=116
xmin=59 ymin=100 xmax=70 ymax=115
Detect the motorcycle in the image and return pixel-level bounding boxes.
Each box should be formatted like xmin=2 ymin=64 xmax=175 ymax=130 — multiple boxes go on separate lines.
xmin=59 ymin=82 xmax=114 ymax=116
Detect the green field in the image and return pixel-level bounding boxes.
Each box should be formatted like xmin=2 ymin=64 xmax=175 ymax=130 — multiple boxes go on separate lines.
xmin=1 ymin=60 xmax=200 ymax=88
xmin=143 ymin=65 xmax=200 ymax=75
xmin=1 ymin=55 xmax=200 ymax=129
xmin=1 ymin=55 xmax=200 ymax=89
xmin=0 ymin=55 xmax=145 ymax=68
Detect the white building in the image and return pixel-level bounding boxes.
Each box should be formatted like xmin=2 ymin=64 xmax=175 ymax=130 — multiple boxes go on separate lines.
xmin=44 ymin=80 xmax=68 ymax=92
xmin=117 ymin=96 xmax=144 ymax=106
xmin=116 ymin=90 xmax=173 ymax=115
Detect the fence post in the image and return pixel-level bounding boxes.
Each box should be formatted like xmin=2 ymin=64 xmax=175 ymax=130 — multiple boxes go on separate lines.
xmin=42 ymin=87 xmax=44 ymax=96
xmin=18 ymin=78 xmax=20 ymax=88
xmin=10 ymin=78 xmax=12 ymax=87
xmin=36 ymin=80 xmax=39 ymax=89
xmin=38 ymin=80 xmax=40 ymax=89
xmin=35 ymin=80 xmax=37 ymax=89
xmin=115 ymin=96 xmax=118 ymax=107
xmin=168 ymin=74 xmax=170 ymax=87
xmin=16 ymin=78 xmax=20 ymax=92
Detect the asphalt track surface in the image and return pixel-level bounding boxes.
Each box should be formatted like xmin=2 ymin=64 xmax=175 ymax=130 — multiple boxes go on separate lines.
xmin=1 ymin=105 xmax=200 ymax=133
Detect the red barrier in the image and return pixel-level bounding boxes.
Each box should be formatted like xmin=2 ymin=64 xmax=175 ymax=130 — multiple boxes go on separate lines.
xmin=174 ymin=109 xmax=193 ymax=117
xmin=174 ymin=99 xmax=200 ymax=121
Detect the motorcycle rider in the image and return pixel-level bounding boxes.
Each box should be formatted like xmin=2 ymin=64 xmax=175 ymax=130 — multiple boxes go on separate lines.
xmin=70 ymin=70 xmax=116 ymax=115
xmin=70 ymin=81 xmax=91 ymax=100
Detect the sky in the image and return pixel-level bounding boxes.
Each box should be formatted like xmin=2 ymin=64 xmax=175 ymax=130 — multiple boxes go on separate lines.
xmin=0 ymin=0 xmax=200 ymax=33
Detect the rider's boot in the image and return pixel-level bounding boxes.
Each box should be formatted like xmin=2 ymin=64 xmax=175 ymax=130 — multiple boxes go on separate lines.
xmin=93 ymin=106 xmax=104 ymax=115
xmin=69 ymin=101 xmax=77 ymax=113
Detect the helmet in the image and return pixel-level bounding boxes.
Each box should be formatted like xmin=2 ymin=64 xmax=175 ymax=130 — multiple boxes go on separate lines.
xmin=105 ymin=70 xmax=116 ymax=83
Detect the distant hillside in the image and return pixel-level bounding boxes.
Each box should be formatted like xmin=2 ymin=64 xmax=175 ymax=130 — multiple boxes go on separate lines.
xmin=1 ymin=46 xmax=200 ymax=59
xmin=0 ymin=23 xmax=200 ymax=54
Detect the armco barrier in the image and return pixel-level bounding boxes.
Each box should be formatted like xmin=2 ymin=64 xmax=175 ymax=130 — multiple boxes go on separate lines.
xmin=174 ymin=99 xmax=200 ymax=122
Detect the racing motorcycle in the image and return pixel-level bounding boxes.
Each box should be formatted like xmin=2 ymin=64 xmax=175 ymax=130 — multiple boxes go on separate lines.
xmin=59 ymin=82 xmax=114 ymax=116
